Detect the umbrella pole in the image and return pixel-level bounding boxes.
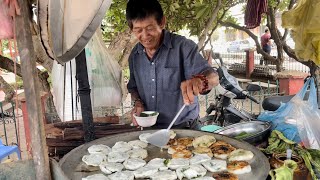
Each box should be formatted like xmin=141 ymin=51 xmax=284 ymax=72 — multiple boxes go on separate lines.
xmin=75 ymin=49 xmax=95 ymax=142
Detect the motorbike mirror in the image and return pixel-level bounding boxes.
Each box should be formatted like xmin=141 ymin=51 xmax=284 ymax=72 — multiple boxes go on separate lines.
xmin=246 ymin=84 xmax=262 ymax=92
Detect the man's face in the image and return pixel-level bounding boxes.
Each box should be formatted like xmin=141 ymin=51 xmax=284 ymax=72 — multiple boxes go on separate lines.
xmin=131 ymin=16 xmax=165 ymax=51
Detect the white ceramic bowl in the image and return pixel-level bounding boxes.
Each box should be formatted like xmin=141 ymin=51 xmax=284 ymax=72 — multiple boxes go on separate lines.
xmin=133 ymin=111 xmax=159 ymax=127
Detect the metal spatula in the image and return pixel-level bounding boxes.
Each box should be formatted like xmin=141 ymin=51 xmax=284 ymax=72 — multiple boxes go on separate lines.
xmin=147 ymin=104 xmax=186 ymax=147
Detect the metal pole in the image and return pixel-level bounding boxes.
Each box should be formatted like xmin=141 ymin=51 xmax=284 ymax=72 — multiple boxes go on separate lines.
xmin=75 ymin=49 xmax=95 ymax=142
xmin=0 ymin=102 xmax=8 ymax=145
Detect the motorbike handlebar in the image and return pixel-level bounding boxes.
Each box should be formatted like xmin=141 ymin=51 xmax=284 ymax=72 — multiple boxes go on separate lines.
xmin=246 ymin=94 xmax=260 ymax=104
xmin=206 ymin=104 xmax=215 ymax=115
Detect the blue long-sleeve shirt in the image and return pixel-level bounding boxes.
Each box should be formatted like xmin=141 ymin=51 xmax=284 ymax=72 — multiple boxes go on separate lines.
xmin=127 ymin=30 xmax=211 ymax=127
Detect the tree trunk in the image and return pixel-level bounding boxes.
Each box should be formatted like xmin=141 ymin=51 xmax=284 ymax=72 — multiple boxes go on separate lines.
xmin=197 ymin=0 xmax=222 ymax=50
xmin=266 ymin=7 xmax=284 ymax=72
xmin=107 ymin=29 xmax=138 ymax=68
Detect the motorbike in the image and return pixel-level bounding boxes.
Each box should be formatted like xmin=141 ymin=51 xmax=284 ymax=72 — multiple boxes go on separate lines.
xmin=199 ymin=56 xmax=261 ymax=127
xmin=200 ymin=54 xmax=310 ymax=127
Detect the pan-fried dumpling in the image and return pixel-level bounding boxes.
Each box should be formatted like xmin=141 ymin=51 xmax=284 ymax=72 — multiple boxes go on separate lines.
xmin=145 ymin=158 xmax=168 ymax=170
xmin=128 ymin=140 xmax=148 ymax=149
xmin=211 ymin=145 xmax=236 ymax=160
xmin=123 ymin=158 xmax=146 ymax=170
xmin=176 ymin=165 xmax=207 ymax=180
xmin=189 ymin=154 xmax=211 ymax=165
xmin=139 ymin=133 xmax=152 ymax=143
xmin=127 ymin=148 xmax=148 ymax=159
xmin=99 ymin=162 xmax=124 ymax=174
xmin=202 ymin=159 xmax=227 ymax=172
xmin=167 ymin=158 xmax=189 ymax=170
xmin=151 ymin=170 xmax=177 ymax=180
xmin=82 ymin=154 xmax=106 ymax=166
xmin=227 ymin=161 xmax=252 ymax=174
xmin=193 ymin=135 xmax=216 ymax=148
xmin=88 ymin=144 xmax=111 ymax=155
xmin=172 ymin=149 xmax=193 ymax=159
xmin=108 ymin=171 xmax=134 ymax=180
xmin=192 ymin=147 xmax=213 ymax=157
xmin=177 ymin=137 xmax=194 ymax=147
xmin=112 ymin=141 xmax=132 ymax=152
xmin=107 ymin=151 xmax=129 ymax=163
xmin=168 ymin=145 xmax=187 ymax=155
xmin=134 ymin=166 xmax=159 ymax=179
xmin=227 ymin=149 xmax=254 ymax=162
xmin=212 ymin=172 xmax=239 ymax=180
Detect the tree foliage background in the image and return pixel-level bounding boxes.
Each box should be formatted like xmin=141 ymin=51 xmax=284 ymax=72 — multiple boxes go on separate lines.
xmin=104 ymin=0 xmax=319 ymax=80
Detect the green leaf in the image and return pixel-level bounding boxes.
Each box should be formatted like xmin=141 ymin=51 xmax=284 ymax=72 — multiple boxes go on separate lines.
xmin=195 ymin=8 xmax=206 ymax=19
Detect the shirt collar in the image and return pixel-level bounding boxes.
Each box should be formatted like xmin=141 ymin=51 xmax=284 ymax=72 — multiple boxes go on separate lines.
xmin=135 ymin=30 xmax=173 ymax=54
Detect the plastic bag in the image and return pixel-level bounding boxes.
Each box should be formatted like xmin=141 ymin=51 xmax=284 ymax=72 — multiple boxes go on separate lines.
xmin=85 ymin=32 xmax=123 ymax=107
xmin=52 ymin=59 xmax=83 ymax=121
xmin=282 ymin=0 xmax=320 ymax=65
xmin=291 ymin=78 xmax=320 ymax=149
xmin=259 ymin=78 xmax=320 ymax=149
xmin=52 ymin=31 xmax=124 ymax=121
xmin=0 ymin=0 xmax=13 ymax=39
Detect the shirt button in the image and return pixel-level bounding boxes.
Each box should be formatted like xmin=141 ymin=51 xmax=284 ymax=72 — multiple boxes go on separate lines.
xmin=152 ymin=96 xmax=155 ymax=98
xmin=152 ymin=78 xmax=155 ymax=81
xmin=151 ymin=62 xmax=154 ymax=65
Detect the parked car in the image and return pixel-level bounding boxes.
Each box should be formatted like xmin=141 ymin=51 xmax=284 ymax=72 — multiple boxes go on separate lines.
xmin=227 ymin=40 xmax=255 ymax=52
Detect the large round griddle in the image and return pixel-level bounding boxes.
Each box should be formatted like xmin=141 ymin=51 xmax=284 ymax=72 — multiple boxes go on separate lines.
xmin=59 ymin=129 xmax=270 ymax=180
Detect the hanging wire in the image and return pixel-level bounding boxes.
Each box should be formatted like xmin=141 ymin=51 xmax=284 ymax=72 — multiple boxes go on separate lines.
xmin=70 ymin=61 xmax=74 ymax=121
xmin=63 ymin=65 xmax=66 ymax=121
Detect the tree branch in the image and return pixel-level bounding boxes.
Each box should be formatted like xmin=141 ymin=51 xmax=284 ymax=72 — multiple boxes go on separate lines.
xmin=282 ymin=0 xmax=296 ymax=41
xmin=197 ymin=0 xmax=222 ymax=49
xmin=0 ymin=55 xmax=22 ymax=77
xmin=282 ymin=43 xmax=313 ymax=69
xmin=199 ymin=7 xmax=228 ymax=52
xmin=0 ymin=55 xmax=50 ymax=91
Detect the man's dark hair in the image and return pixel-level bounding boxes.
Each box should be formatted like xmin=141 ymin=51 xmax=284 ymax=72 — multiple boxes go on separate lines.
xmin=126 ymin=0 xmax=164 ymax=29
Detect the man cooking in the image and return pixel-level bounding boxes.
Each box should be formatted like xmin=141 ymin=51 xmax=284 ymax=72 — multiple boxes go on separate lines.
xmin=126 ymin=0 xmax=219 ymax=129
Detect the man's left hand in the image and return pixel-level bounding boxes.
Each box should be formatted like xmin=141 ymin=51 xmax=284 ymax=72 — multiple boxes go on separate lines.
xmin=181 ymin=72 xmax=219 ymax=105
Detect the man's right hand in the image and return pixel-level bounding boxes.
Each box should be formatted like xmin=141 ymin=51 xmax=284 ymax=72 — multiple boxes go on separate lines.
xmin=131 ymin=100 xmax=144 ymax=126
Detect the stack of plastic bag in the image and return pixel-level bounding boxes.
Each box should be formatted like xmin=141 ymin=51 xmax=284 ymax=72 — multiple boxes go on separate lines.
xmin=258 ymin=78 xmax=320 ymax=149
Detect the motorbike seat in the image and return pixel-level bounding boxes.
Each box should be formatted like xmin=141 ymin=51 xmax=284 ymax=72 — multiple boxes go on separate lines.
xmin=262 ymin=95 xmax=294 ymax=111
xmin=262 ymin=91 xmax=311 ymax=111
